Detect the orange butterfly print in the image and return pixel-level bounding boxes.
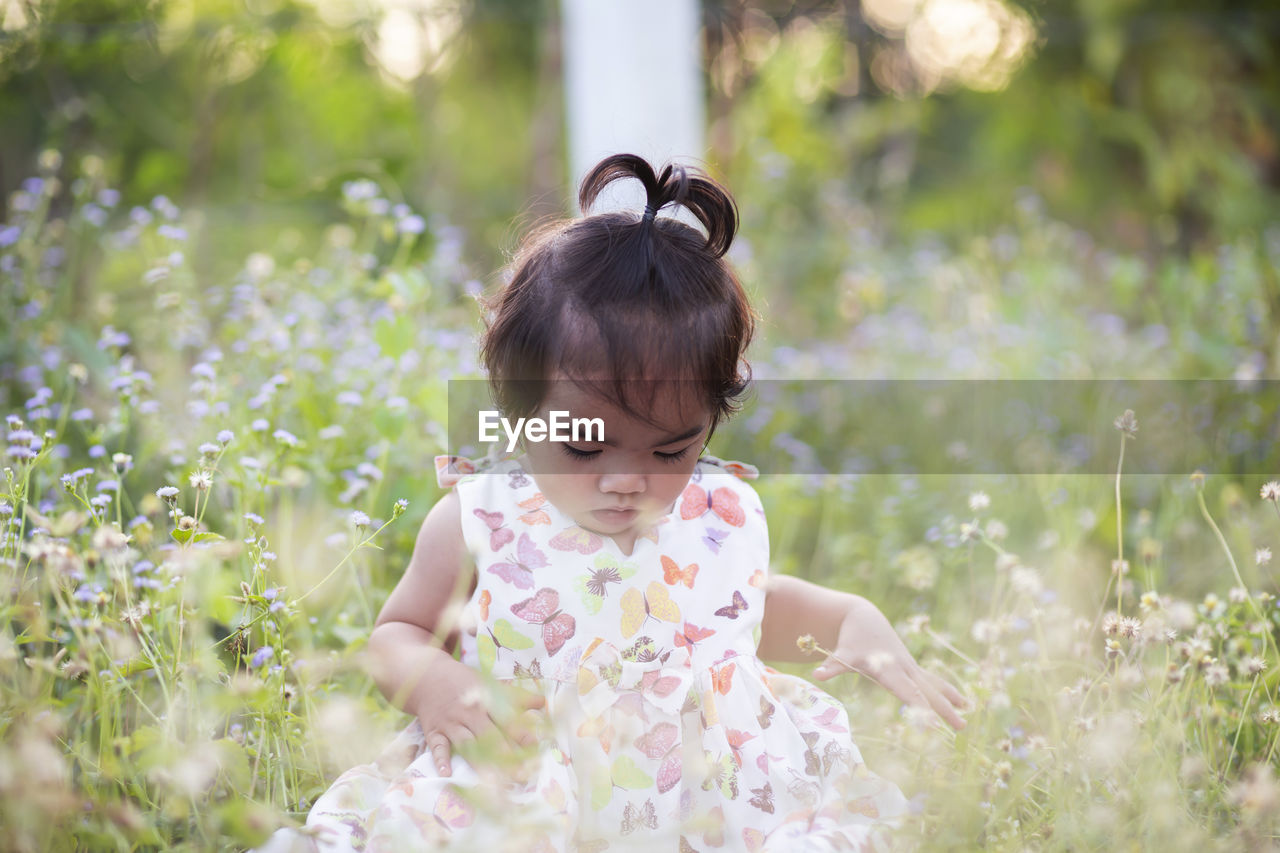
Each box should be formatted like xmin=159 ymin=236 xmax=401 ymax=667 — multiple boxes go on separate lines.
xmin=478 ymin=589 xmax=491 ymax=620
xmin=678 ymin=483 xmax=745 ymax=527
xmin=674 ymin=621 xmax=716 ymax=651
xmin=711 ymin=661 xmax=736 ymax=695
xmin=517 ymin=493 xmax=551 ymax=526
xmin=725 ymin=728 xmax=756 ymax=768
xmin=661 ymin=555 xmax=699 ymax=588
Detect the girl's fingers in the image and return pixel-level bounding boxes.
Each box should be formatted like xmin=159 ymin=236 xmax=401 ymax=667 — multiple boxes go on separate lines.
xmin=924 ymin=668 xmax=970 ymax=710
xmin=425 ymin=728 xmax=455 ymax=776
xmin=913 ymin=669 xmax=966 ymax=731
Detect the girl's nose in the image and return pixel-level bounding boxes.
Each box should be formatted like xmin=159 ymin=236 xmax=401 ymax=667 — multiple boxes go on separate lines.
xmin=598 ymin=471 xmax=645 ymax=495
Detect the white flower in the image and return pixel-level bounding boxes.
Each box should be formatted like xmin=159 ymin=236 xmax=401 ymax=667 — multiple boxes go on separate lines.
xmin=1262 ymin=482 xmax=1280 ymax=502
xmin=967 ymin=491 xmax=990 ymax=512
xmin=189 ymin=471 xmax=213 ymax=491
xmin=1258 ymin=547 xmax=1273 ymax=567
xmin=350 ymin=511 xmax=370 ymax=528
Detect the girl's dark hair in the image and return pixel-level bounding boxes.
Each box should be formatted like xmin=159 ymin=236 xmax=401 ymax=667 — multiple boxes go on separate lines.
xmin=480 ymin=154 xmax=756 ymax=440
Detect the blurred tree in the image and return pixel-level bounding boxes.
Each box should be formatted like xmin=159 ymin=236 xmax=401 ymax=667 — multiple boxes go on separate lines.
xmin=704 ymin=0 xmax=1280 ymax=251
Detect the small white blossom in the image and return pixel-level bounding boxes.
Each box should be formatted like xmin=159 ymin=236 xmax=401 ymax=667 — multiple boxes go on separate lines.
xmin=967 ymin=491 xmax=990 ymax=512
xmin=350 ymin=510 xmax=370 ymax=528
xmin=1258 ymin=547 xmax=1273 ymax=567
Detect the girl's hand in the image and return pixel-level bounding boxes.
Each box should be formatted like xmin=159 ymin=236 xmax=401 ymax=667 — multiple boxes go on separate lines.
xmin=413 ymin=656 xmax=546 ymax=777
xmin=810 ymin=597 xmax=969 ymax=731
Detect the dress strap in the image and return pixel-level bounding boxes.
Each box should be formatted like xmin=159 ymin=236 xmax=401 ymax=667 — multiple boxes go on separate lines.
xmin=433 ymin=448 xmax=518 ymax=489
xmin=699 ymin=454 xmax=760 ymax=480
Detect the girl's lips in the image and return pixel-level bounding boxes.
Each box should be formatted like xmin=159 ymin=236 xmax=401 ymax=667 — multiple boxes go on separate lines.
xmin=594 ymin=507 xmax=638 ymax=522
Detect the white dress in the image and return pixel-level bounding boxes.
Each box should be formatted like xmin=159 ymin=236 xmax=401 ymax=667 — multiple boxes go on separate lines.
xmin=254 ymin=453 xmax=908 ymax=852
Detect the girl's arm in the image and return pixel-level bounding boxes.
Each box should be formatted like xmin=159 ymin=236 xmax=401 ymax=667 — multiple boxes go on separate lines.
xmin=366 ymin=491 xmax=539 ymax=776
xmin=757 ymin=574 xmax=969 ymax=731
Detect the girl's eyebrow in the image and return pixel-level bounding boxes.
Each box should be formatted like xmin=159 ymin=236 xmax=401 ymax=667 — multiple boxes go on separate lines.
xmin=599 ymin=424 xmax=705 ymax=449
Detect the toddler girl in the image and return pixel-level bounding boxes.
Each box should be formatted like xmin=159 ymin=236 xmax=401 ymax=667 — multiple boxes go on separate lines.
xmin=258 ymin=154 xmax=966 ymax=852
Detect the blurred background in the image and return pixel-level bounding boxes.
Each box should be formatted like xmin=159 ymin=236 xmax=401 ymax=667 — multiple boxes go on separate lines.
xmin=4 ymin=0 xmax=1277 ymax=325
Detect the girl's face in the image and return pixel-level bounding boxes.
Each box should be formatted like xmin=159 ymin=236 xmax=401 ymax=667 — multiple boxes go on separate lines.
xmin=518 ymin=375 xmax=710 ymax=555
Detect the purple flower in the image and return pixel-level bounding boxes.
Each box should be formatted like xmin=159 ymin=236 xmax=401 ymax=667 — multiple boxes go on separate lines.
xmin=250 ymin=646 xmax=274 ymax=668
xmin=263 ymin=588 xmax=278 ymax=601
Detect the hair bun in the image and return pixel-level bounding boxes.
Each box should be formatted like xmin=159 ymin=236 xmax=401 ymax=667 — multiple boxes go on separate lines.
xmin=578 ymin=153 xmax=739 ymax=259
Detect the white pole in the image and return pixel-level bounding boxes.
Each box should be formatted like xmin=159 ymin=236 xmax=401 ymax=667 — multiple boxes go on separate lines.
xmin=561 ymin=0 xmax=705 ymax=215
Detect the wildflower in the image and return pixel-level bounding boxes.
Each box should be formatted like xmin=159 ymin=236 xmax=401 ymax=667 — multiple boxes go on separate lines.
xmin=273 ymin=429 xmax=298 ymax=447
xmin=1230 ymin=586 xmax=1250 ymax=604
xmin=1111 ymin=559 xmax=1129 ymax=576
xmin=156 ymin=486 xmax=179 ymax=502
xmin=959 ymin=521 xmax=980 ymax=543
xmin=1101 ymin=613 xmax=1120 ymax=636
xmin=244 ymin=512 xmax=264 ymax=526
xmin=217 ymin=430 xmax=234 ymax=445
xmin=350 ymin=510 xmax=371 ymax=529
xmin=251 ymin=419 xmax=269 ymax=432
xmin=984 ymin=520 xmax=1008 ymax=541
xmin=189 ymin=471 xmax=212 ymax=491
xmin=263 ymin=588 xmax=278 ymax=601
xmin=1258 ymin=547 xmax=1273 ymax=567
xmin=1204 ymin=660 xmax=1230 ymax=687
xmin=1139 ymin=591 xmax=1162 ymax=613
xmin=90 ymin=495 xmax=111 ymax=509
xmin=967 ymin=491 xmax=990 ymax=512
xmin=1260 ymin=708 xmax=1280 ymax=725
xmin=796 ymin=634 xmax=818 ymax=655
xmin=1262 ymin=482 xmax=1280 ymax=503
xmin=1199 ymin=593 xmax=1226 ymax=620
xmin=1244 ymin=657 xmax=1267 ymax=677
xmin=393 ymin=498 xmax=409 ymax=518
xmin=397 ymin=214 xmax=426 ymax=235
xmin=111 ymin=453 xmax=132 ymax=475
xmin=177 ymin=516 xmax=197 ymax=531
xmin=198 ymin=442 xmax=219 ymax=457
xmin=972 ymin=619 xmax=1001 ymax=645
xmin=995 ymin=553 xmax=1019 ymax=573
xmin=993 ymin=761 xmax=1012 ymax=784
xmin=1104 ymin=638 xmax=1121 ymax=659
xmin=1118 ymin=617 xmax=1141 ymax=639
xmin=1113 ymin=409 xmax=1138 ymax=439
xmin=1166 ymin=663 xmax=1183 ymax=684
xmin=250 ymin=647 xmax=274 ymax=668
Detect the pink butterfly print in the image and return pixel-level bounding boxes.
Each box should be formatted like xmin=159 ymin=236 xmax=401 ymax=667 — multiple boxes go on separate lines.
xmin=811 ymin=705 xmax=848 ymax=733
xmin=473 ymin=508 xmax=514 ymax=551
xmin=701 ymin=527 xmax=729 ymax=554
xmin=510 ymin=587 xmax=576 ymax=656
xmin=508 ymin=469 xmax=529 ymax=489
xmin=714 ymin=590 xmax=748 ymax=620
xmin=635 ymin=721 xmax=682 ymax=794
xmin=725 ymin=728 xmax=756 ymax=768
xmin=639 ymin=668 xmax=685 ymax=699
xmin=679 ymin=483 xmax=745 ymax=527
xmin=487 ymin=533 xmax=548 ymax=589
xmin=755 ymin=750 xmax=783 ymax=775
xmin=549 ymin=525 xmax=604 ymax=555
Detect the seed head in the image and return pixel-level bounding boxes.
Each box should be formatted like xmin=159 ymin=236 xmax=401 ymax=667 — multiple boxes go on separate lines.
xmin=1262 ymin=482 xmax=1280 ymax=503
xmin=796 ymin=634 xmax=818 ymax=655
xmin=1113 ymin=409 xmax=1138 ymax=439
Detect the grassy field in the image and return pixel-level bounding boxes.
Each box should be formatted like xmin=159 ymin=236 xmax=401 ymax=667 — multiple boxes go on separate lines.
xmin=3 ymin=153 xmax=1280 ymax=851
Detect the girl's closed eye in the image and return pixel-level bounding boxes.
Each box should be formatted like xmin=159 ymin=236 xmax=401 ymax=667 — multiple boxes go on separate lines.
xmin=559 ymin=444 xmax=695 ymax=464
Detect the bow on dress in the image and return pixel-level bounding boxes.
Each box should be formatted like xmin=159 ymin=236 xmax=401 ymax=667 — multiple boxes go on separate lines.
xmin=575 ymin=638 xmax=695 ymax=720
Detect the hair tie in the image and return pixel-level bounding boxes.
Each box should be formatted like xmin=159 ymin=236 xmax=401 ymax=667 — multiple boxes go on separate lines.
xmin=642 ymin=202 xmax=656 ymax=224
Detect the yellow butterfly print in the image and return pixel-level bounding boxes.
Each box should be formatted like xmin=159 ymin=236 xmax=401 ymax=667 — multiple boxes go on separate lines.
xmin=619 ymin=581 xmax=681 ymax=639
